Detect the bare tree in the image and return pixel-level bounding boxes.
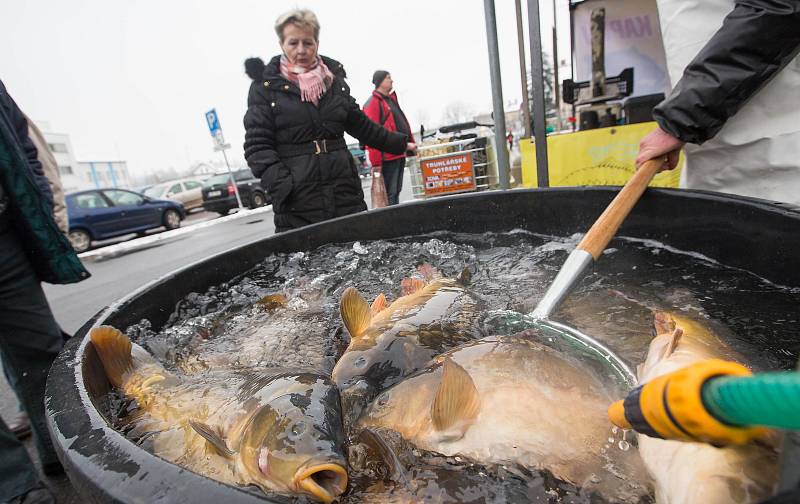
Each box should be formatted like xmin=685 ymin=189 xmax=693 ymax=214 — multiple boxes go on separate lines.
xmin=440 ymin=101 xmax=475 ymax=126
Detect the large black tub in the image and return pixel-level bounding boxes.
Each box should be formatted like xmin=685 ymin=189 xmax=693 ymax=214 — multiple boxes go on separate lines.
xmin=46 ymin=188 xmax=800 ymax=503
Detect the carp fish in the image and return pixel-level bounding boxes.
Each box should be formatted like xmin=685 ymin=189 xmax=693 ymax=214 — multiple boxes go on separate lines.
xmin=357 ymin=332 xmax=651 ymax=502
xmin=333 ymin=266 xmax=483 ymax=425
xmin=635 ymin=312 xmax=779 ymax=504
xmin=89 ymin=326 xmax=348 ymax=503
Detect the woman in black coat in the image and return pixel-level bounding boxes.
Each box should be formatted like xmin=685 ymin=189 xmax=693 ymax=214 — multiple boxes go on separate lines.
xmin=244 ymin=9 xmax=415 ymax=232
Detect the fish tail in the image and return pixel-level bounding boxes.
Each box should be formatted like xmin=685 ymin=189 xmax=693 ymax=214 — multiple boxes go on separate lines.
xmin=90 ymin=326 xmax=134 ymax=388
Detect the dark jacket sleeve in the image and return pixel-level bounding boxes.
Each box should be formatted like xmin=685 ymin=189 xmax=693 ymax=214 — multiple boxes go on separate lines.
xmin=243 ymin=81 xmax=290 ymax=196
xmin=653 ymin=0 xmax=800 ymax=145
xmin=345 ymin=90 xmax=407 ymax=156
xmin=0 ymin=80 xmax=54 ymax=206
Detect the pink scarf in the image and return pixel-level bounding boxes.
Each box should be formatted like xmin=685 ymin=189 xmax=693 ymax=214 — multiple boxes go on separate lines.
xmin=280 ymin=55 xmax=334 ymax=106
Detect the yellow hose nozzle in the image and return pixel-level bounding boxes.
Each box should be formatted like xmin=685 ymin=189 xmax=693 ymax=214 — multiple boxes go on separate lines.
xmin=607 ymin=359 xmax=765 ymax=446
xmin=608 ymin=399 xmax=631 ymax=430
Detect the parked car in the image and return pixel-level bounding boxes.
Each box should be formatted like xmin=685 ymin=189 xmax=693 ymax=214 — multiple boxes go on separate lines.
xmin=201 ymin=169 xmax=269 ymax=216
xmin=144 ymin=178 xmax=205 ymax=212
xmin=65 ymin=188 xmax=186 ymax=253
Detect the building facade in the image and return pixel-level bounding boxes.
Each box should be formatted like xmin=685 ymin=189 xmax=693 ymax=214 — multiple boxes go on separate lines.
xmin=77 ymin=161 xmax=132 ymax=190
xmin=36 ymin=120 xmax=83 ymax=192
xmin=35 ymin=120 xmax=131 ymax=192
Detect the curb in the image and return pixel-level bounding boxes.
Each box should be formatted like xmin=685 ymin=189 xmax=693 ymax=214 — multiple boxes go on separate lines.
xmin=78 ymin=205 xmax=272 ymax=263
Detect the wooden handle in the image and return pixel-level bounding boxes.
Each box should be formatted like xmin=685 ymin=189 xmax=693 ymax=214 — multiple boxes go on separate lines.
xmin=577 ymin=158 xmax=663 ymax=259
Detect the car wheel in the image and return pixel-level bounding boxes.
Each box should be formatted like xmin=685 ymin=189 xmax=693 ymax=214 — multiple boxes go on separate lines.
xmin=68 ymin=229 xmax=91 ymax=253
xmin=163 ymin=209 xmax=181 ymax=230
xmin=250 ymin=191 xmax=266 ymax=209
xmin=217 ymin=209 xmax=230 ymax=216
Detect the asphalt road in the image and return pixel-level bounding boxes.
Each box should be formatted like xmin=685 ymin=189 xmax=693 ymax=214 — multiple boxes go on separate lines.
xmin=44 ymin=210 xmax=276 ymax=333
xmin=1 ymin=172 xmax=414 ymax=501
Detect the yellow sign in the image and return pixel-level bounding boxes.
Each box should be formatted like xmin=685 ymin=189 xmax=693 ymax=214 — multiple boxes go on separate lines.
xmin=520 ymin=122 xmax=682 ymax=188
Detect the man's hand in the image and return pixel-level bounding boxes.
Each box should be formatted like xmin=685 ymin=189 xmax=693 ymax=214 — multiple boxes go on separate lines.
xmin=636 ymin=127 xmax=684 ymax=172
xmin=406 ymin=142 xmax=417 ymax=155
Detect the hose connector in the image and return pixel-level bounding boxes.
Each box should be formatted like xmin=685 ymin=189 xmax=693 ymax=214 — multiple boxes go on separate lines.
xmin=608 ymin=359 xmax=767 ymax=446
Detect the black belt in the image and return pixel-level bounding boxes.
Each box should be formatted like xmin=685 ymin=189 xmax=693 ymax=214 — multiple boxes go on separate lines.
xmin=276 ymin=138 xmax=347 ymax=158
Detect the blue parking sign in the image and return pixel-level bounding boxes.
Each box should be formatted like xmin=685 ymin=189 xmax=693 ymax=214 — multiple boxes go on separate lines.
xmin=205 ymin=109 xmax=221 ymax=135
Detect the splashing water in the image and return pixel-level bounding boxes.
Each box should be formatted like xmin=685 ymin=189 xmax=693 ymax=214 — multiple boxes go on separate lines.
xmin=116 ymin=230 xmax=798 ymax=503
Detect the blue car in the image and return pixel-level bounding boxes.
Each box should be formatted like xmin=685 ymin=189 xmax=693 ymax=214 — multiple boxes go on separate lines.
xmin=66 ymin=188 xmax=185 ymax=253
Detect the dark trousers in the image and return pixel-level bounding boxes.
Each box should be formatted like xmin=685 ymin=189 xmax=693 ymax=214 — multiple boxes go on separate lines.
xmin=0 ymin=224 xmax=63 ymax=500
xmin=382 ymin=157 xmax=405 ymax=206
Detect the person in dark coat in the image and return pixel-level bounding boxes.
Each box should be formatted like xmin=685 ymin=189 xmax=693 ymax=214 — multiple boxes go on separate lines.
xmin=0 ymin=79 xmax=89 ymax=504
xmin=243 ymin=9 xmax=415 ymax=232
xmin=636 ymin=0 xmax=800 ymax=205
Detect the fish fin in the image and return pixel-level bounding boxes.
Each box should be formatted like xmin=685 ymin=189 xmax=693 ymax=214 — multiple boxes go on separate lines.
xmin=370 ymin=293 xmax=388 ymax=315
xmin=340 ymin=287 xmax=372 ymax=339
xmin=189 ymin=420 xmax=235 ymax=458
xmin=653 ymin=311 xmax=676 ymax=335
xmin=255 ymin=293 xmax=287 ymax=310
xmin=401 ymin=278 xmax=427 ymax=296
xmin=357 ymin=427 xmax=411 ymax=487
xmin=664 ymin=328 xmax=683 ymax=357
xmin=456 ymin=267 xmax=472 ymax=286
xmin=431 ymin=359 xmax=481 ymax=436
xmin=89 ymin=326 xmax=133 ymax=388
xmin=417 ymin=263 xmax=441 ymax=281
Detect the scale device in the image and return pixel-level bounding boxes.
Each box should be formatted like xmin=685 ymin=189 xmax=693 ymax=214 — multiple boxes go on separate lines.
xmin=561 ymin=7 xmax=634 ymax=130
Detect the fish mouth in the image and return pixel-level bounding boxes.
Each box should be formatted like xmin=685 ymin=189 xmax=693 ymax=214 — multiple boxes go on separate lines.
xmin=294 ymin=462 xmax=348 ymax=503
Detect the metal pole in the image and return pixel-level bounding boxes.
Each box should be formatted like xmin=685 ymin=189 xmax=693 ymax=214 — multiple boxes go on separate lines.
xmin=527 ymin=0 xmax=550 ymax=186
xmin=515 ymin=0 xmax=532 ymax=139
xmin=569 ymin=1 xmax=577 ymax=131
xmin=483 ymin=0 xmax=511 ymax=190
xmin=220 ymin=148 xmax=244 ymax=210
xmin=552 ymin=0 xmax=562 ymax=132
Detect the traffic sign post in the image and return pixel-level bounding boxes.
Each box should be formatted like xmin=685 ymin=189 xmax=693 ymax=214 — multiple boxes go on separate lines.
xmin=205 ymin=109 xmax=243 ymax=211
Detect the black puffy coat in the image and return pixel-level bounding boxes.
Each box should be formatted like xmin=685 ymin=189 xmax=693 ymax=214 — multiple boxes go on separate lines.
xmin=244 ymin=56 xmax=408 ymax=232
xmin=653 ymin=0 xmax=800 ymax=145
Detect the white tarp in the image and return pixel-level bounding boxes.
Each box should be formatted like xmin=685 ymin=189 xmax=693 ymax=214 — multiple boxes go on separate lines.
xmin=656 ymin=0 xmax=800 ymax=205
xmin=573 ymin=0 xmax=670 ymax=97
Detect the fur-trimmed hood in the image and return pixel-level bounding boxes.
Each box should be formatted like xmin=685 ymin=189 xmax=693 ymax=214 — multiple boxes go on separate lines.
xmin=244 ymin=57 xmax=266 ymax=81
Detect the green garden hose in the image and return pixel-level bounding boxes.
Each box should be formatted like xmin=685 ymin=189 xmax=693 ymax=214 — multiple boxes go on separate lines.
xmin=703 ymin=371 xmax=800 ymax=430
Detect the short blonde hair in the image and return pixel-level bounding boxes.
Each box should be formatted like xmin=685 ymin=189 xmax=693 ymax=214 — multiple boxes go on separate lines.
xmin=275 ymin=9 xmax=320 ymax=42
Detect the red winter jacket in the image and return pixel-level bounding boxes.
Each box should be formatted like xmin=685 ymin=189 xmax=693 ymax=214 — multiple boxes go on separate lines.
xmin=363 ymin=91 xmax=412 ymax=166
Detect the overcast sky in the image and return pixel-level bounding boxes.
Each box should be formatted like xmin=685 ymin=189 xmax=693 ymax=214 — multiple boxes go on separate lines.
xmin=1 ymin=1 xmax=571 ymax=178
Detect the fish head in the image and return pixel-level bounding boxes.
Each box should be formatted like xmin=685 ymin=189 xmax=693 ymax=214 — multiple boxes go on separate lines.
xmin=333 ymin=337 xmax=431 ymax=428
xmin=238 ymin=376 xmax=348 ymax=503
xmin=358 ymin=372 xmax=435 ymax=436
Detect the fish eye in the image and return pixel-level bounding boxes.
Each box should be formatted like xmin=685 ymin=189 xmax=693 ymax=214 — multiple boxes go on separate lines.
xmin=376 ymin=392 xmax=390 ymax=407
xmin=290 ymin=421 xmax=307 ymax=438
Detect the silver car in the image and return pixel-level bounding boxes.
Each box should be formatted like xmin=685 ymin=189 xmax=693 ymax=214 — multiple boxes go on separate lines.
xmin=144 ymin=179 xmax=206 ymax=212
